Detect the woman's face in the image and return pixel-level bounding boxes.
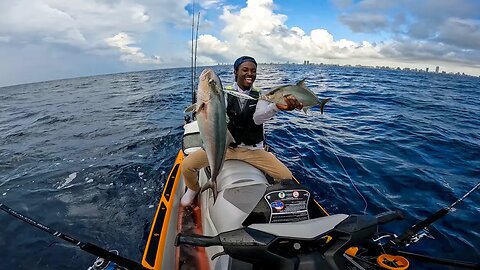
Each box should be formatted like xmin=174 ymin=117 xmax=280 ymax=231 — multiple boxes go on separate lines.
xmin=235 ymin=61 xmax=257 ymax=90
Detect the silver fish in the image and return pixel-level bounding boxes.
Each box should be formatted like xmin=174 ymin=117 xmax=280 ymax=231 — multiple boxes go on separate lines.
xmin=195 ymin=68 xmax=226 ymax=200
xmin=224 ymin=79 xmax=331 ymax=114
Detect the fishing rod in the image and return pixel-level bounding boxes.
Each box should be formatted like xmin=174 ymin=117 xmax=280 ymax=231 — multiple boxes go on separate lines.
xmin=390 ymin=249 xmax=480 ymax=269
xmin=0 ymin=203 xmax=148 ymax=270
xmin=190 ymin=0 xmax=195 ymax=105
xmin=190 ymin=1 xmax=200 ymax=106
xmin=391 ymin=182 xmax=480 ymax=246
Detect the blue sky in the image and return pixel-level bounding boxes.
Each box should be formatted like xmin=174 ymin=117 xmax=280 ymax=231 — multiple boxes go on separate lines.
xmin=1 ymin=0 xmax=479 ymax=87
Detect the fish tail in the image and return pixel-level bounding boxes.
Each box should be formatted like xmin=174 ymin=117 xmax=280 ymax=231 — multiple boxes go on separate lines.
xmin=212 ymin=180 xmax=218 ymax=202
xmin=199 ymin=180 xmax=213 ymax=193
xmin=319 ymin=98 xmax=331 ymax=114
xmin=200 ymin=178 xmax=219 ymax=202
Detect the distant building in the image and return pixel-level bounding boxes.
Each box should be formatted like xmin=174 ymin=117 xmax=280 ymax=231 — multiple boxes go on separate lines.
xmin=426 ymin=67 xmax=429 ymax=72
xmin=435 ymin=66 xmax=439 ymax=73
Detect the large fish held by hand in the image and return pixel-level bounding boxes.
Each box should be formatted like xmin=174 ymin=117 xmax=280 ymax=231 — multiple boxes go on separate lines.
xmin=225 ymin=78 xmax=331 ymax=114
xmin=195 ymin=68 xmax=228 ymax=200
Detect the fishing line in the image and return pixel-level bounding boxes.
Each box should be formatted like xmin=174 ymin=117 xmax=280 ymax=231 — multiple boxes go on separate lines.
xmin=321 ymin=129 xmax=369 ymax=215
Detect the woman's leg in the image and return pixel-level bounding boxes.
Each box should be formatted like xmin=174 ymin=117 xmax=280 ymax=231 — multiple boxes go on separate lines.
xmin=227 ymin=148 xmax=292 ymax=180
xmin=181 ymin=149 xmax=209 ymax=192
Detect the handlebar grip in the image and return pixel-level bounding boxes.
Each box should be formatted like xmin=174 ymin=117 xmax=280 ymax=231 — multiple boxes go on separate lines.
xmin=375 ymin=210 xmax=404 ymax=225
xmin=175 ymin=233 xmax=221 ymax=247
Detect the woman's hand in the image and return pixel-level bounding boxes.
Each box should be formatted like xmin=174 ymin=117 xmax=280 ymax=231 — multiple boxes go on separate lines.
xmin=276 ymin=95 xmax=303 ymax=111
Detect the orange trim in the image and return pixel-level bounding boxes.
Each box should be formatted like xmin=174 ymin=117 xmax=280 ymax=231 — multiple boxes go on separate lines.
xmin=345 ymin=247 xmax=359 ymax=256
xmin=292 ymin=176 xmax=329 ymax=216
xmin=377 ymin=254 xmax=410 ymax=270
xmin=142 ymin=150 xmax=184 ymax=270
xmin=192 ymin=206 xmax=210 ymax=270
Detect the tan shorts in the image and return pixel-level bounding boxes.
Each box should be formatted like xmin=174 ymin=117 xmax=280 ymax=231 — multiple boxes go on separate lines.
xmin=181 ymin=147 xmax=293 ymax=191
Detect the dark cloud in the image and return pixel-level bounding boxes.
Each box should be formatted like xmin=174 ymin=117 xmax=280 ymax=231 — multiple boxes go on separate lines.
xmin=335 ymin=0 xmax=480 ymax=67
xmin=380 ymin=39 xmax=480 ymax=67
xmin=338 ymin=13 xmax=388 ymax=33
xmin=437 ymin=18 xmax=480 ymax=50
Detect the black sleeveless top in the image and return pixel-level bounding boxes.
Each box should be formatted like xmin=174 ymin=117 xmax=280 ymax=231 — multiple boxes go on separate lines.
xmin=226 ymin=89 xmax=264 ymax=147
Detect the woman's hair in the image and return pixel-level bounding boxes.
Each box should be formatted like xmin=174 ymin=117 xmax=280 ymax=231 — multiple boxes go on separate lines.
xmin=234 ymin=56 xmax=257 ymax=70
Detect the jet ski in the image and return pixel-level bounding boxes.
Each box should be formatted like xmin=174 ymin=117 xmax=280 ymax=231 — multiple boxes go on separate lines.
xmin=141 ymin=120 xmax=480 ymax=270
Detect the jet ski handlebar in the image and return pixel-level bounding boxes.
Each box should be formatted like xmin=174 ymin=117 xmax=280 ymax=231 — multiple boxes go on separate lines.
xmin=175 ymin=210 xmax=404 ymax=248
xmin=175 ymin=211 xmax=404 ymax=270
xmin=174 ymin=234 xmax=221 ymax=247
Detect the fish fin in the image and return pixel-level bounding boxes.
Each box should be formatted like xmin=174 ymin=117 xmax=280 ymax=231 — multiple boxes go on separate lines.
xmin=297 ymin=78 xmax=307 ymax=88
xmin=226 ymin=129 xmax=236 ymax=145
xmin=319 ymin=98 xmax=331 ymax=114
xmin=184 ymin=103 xmax=196 ymax=113
xmin=199 ymin=179 xmax=214 ymax=194
xmin=197 ymin=102 xmax=207 ymax=113
xmin=224 ymin=89 xmax=257 ymax=100
xmin=200 ymin=178 xmax=219 ymax=202
xmin=213 ymin=181 xmax=218 ymax=202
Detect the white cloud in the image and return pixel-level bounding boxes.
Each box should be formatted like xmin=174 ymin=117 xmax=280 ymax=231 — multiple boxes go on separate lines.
xmin=0 ymin=0 xmax=191 ymax=59
xmin=0 ymin=36 xmax=11 ymax=43
xmin=192 ymin=0 xmax=479 ymax=75
xmin=1 ymin=0 xmax=479 ymax=86
xmin=0 ymin=0 xmax=197 ymax=86
xmin=200 ymin=0 xmax=225 ymax=9
xmin=105 ymin=32 xmax=161 ymax=64
xmin=197 ymin=0 xmax=382 ymax=64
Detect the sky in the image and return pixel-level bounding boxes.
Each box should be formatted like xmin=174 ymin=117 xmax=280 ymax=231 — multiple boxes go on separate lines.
xmin=1 ymin=0 xmax=480 ymax=87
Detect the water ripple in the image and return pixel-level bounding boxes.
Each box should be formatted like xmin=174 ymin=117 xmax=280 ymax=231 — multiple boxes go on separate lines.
xmin=0 ymin=65 xmax=479 ymax=268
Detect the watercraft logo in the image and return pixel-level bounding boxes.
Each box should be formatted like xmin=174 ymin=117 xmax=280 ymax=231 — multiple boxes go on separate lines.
xmin=271 ymin=200 xmax=285 ymax=210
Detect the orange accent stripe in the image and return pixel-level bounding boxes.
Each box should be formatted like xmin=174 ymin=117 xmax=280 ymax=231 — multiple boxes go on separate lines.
xmin=142 ymin=150 xmax=184 ymax=270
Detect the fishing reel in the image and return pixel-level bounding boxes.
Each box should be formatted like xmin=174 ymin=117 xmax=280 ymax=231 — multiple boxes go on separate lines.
xmin=403 ymin=228 xmax=435 ymax=246
xmin=87 ymin=250 xmax=127 ymax=270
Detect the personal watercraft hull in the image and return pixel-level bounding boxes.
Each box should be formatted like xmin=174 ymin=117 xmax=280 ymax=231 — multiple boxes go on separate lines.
xmin=141 ymin=121 xmax=329 ymax=270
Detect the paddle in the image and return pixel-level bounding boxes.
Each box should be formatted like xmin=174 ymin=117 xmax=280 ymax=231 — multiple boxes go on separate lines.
xmin=0 ymin=203 xmax=149 ymax=270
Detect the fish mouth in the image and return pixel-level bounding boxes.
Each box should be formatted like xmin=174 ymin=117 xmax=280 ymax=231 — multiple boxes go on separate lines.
xmin=200 ymin=69 xmax=213 ymax=81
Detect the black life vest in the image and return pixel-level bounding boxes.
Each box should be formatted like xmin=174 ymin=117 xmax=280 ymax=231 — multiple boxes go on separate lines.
xmin=226 ymin=87 xmax=264 ymax=147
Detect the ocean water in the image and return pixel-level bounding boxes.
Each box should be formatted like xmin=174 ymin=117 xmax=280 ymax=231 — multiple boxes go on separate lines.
xmin=0 ymin=65 xmax=479 ymax=269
